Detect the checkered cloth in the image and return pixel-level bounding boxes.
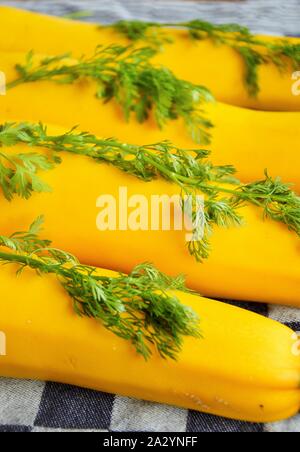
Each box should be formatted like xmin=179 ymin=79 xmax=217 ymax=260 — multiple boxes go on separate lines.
xmin=1 ymin=0 xmax=299 ymax=433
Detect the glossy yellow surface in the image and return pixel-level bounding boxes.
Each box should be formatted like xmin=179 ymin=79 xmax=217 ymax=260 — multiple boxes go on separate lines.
xmin=0 ymin=5 xmax=299 ymax=110
xmin=0 ymin=263 xmax=299 ymax=422
xmin=0 ymin=123 xmax=299 ymax=305
xmin=0 ymin=51 xmax=300 ymax=191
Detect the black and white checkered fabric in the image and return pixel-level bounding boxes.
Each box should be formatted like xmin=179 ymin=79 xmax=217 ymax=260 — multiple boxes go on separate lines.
xmin=0 ymin=0 xmax=299 ymax=433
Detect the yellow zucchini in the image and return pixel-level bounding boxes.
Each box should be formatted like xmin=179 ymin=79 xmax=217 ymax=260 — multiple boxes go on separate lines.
xmin=0 ymin=123 xmax=299 ymax=305
xmin=0 ymin=5 xmax=299 ymax=111
xmin=0 ymin=263 xmax=299 ymax=423
xmin=1 ymin=51 xmax=300 ymax=191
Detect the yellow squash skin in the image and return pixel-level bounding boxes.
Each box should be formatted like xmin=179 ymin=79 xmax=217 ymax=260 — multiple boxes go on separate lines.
xmin=0 ymin=263 xmax=299 ymax=423
xmin=0 ymin=6 xmax=299 ymax=111
xmin=1 ymin=51 xmax=300 ymax=191
xmin=0 ymin=125 xmax=299 ymax=306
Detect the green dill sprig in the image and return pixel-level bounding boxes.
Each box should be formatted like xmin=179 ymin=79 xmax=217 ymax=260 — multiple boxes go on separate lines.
xmin=0 ymin=123 xmax=59 ymax=200
xmin=7 ymin=45 xmax=214 ymax=144
xmin=111 ymin=20 xmax=173 ymax=48
xmin=1 ymin=122 xmax=300 ymax=262
xmin=239 ymin=172 xmax=300 ymax=236
xmin=0 ymin=216 xmax=51 ymax=253
xmin=112 ymin=19 xmax=251 ymax=44
xmin=111 ymin=19 xmax=300 ymax=96
xmin=0 ymin=152 xmax=55 ymax=201
xmin=0 ymin=217 xmax=200 ymax=360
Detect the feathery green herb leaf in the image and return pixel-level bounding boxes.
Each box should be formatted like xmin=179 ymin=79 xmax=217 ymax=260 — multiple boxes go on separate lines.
xmin=0 ymin=216 xmax=51 ymax=253
xmin=0 ymin=123 xmax=59 ymax=200
xmin=111 ymin=20 xmax=173 ymax=48
xmin=7 ymin=45 xmax=214 ymax=144
xmin=0 ymin=218 xmax=200 ymax=360
xmin=1 ymin=121 xmax=299 ymax=262
xmin=111 ymin=19 xmax=300 ymax=96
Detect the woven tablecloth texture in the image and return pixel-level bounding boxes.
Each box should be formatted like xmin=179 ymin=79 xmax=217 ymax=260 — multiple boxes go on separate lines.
xmin=0 ymin=0 xmax=300 ymax=433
